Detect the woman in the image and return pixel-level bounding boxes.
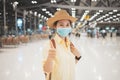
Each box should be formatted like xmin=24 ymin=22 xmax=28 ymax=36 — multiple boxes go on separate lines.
xmin=42 ymin=10 xmax=81 ymax=80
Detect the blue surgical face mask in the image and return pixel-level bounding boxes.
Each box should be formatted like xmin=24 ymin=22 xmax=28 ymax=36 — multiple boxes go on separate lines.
xmin=57 ymin=27 xmax=72 ymax=37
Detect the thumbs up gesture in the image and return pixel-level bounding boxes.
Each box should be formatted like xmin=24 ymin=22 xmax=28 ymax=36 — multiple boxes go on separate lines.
xmin=47 ymin=48 xmax=56 ymax=60
xmin=43 ymin=46 xmax=56 ymax=72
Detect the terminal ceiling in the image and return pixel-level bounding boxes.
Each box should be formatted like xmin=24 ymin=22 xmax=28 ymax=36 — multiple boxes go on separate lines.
xmin=0 ymin=0 xmax=120 ymax=28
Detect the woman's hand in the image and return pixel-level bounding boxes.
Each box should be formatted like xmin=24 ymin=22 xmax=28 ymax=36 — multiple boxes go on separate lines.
xmin=70 ymin=44 xmax=81 ymax=63
xmin=47 ymin=48 xmax=56 ymax=60
xmin=70 ymin=45 xmax=80 ymax=57
xmin=43 ymin=48 xmax=56 ymax=73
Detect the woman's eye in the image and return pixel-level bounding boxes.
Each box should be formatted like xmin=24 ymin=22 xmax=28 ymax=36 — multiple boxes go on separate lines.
xmin=60 ymin=24 xmax=63 ymax=26
xmin=67 ymin=24 xmax=70 ymax=27
xmin=67 ymin=25 xmax=69 ymax=26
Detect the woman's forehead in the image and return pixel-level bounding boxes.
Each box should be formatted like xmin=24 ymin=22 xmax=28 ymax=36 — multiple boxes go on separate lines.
xmin=57 ymin=19 xmax=70 ymax=23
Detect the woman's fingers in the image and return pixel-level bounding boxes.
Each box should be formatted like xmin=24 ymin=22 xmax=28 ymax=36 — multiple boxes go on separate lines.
xmin=48 ymin=48 xmax=56 ymax=59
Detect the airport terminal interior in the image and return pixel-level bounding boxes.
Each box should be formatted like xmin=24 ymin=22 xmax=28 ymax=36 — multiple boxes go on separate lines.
xmin=0 ymin=0 xmax=120 ymax=80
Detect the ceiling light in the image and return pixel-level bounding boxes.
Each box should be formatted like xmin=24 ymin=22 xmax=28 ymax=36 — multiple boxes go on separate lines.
xmin=109 ymin=17 xmax=113 ymax=19
xmin=31 ymin=1 xmax=37 ymax=4
xmin=41 ymin=15 xmax=44 ymax=18
xmin=29 ymin=11 xmax=33 ymax=14
xmin=13 ymin=1 xmax=19 ymax=9
xmin=48 ymin=13 xmax=52 ymax=16
xmin=34 ymin=12 xmax=37 ymax=16
xmin=72 ymin=10 xmax=76 ymax=13
xmin=113 ymin=10 xmax=118 ymax=12
xmin=51 ymin=0 xmax=54 ymax=3
xmin=96 ymin=18 xmax=100 ymax=21
xmin=104 ymin=19 xmax=108 ymax=21
xmin=56 ymin=8 xmax=61 ymax=11
xmin=51 ymin=15 xmax=54 ymax=17
xmin=44 ymin=17 xmax=47 ymax=19
xmin=116 ymin=18 xmax=119 ymax=21
xmin=109 ymin=12 xmax=113 ymax=14
xmin=89 ymin=15 xmax=97 ymax=21
xmin=113 ymin=19 xmax=116 ymax=21
xmin=102 ymin=16 xmax=106 ymax=18
xmin=117 ymin=14 xmax=120 ymax=16
xmin=14 ymin=1 xmax=19 ymax=5
xmin=92 ymin=0 xmax=97 ymax=2
xmin=105 ymin=14 xmax=109 ymax=16
xmin=71 ymin=0 xmax=76 ymax=3
xmin=113 ymin=15 xmax=116 ymax=17
xmin=51 ymin=0 xmax=56 ymax=3
xmin=42 ymin=8 xmax=46 ymax=11
xmin=46 ymin=11 xmax=50 ymax=14
xmin=38 ymin=14 xmax=41 ymax=17
xmin=99 ymin=10 xmax=103 ymax=12
xmin=71 ymin=8 xmax=76 ymax=11
xmin=80 ymin=12 xmax=88 ymax=21
xmin=107 ymin=18 xmax=110 ymax=20
xmin=96 ymin=12 xmax=100 ymax=15
xmin=85 ymin=10 xmax=89 ymax=13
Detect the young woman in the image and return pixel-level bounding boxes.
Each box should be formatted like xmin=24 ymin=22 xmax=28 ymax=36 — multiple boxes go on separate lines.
xmin=42 ymin=10 xmax=81 ymax=80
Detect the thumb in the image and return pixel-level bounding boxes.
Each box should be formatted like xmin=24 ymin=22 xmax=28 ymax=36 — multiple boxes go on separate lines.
xmin=50 ymin=40 xmax=56 ymax=49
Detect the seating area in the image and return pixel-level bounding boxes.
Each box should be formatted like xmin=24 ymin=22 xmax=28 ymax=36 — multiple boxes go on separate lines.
xmin=0 ymin=34 xmax=49 ymax=48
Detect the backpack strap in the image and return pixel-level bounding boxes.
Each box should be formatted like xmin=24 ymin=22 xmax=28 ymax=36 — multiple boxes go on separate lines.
xmin=51 ymin=39 xmax=56 ymax=49
xmin=70 ymin=41 xmax=75 ymax=47
xmin=45 ymin=39 xmax=56 ymax=80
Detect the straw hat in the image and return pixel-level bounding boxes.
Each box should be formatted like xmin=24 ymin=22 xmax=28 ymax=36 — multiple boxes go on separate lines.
xmin=46 ymin=9 xmax=77 ymax=28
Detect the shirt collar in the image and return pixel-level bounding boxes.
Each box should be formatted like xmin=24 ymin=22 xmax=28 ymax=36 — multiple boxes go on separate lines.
xmin=54 ymin=34 xmax=70 ymax=45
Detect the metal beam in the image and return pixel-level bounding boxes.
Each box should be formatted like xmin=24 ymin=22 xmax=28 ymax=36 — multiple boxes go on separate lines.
xmin=106 ymin=0 xmax=111 ymax=7
xmin=38 ymin=4 xmax=120 ymax=10
xmin=63 ymin=0 xmax=73 ymax=5
xmin=18 ymin=2 xmax=51 ymax=9
xmin=100 ymin=0 xmax=108 ymax=7
xmin=75 ymin=0 xmax=81 ymax=6
xmin=86 ymin=0 xmax=91 ymax=6
xmin=94 ymin=0 xmax=102 ymax=7
xmin=18 ymin=3 xmax=120 ymax=10
xmin=80 ymin=1 xmax=89 ymax=6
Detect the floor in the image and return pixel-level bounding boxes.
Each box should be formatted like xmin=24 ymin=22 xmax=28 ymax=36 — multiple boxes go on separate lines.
xmin=0 ymin=33 xmax=120 ymax=80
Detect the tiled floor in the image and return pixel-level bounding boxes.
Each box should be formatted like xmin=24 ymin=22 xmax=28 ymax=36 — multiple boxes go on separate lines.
xmin=0 ymin=33 xmax=120 ymax=80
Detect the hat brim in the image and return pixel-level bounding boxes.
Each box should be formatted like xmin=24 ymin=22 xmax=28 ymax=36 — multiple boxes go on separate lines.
xmin=47 ymin=15 xmax=77 ymax=28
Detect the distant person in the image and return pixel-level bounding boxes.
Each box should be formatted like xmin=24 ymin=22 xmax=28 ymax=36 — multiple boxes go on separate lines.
xmin=101 ymin=29 xmax=106 ymax=38
xmin=110 ymin=30 xmax=113 ymax=37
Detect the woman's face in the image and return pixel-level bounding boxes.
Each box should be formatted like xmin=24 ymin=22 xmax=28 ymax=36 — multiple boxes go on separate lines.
xmin=55 ymin=19 xmax=71 ymax=28
xmin=54 ymin=19 xmax=72 ymax=37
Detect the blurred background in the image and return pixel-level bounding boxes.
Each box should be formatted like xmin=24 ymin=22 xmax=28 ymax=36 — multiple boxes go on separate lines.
xmin=0 ymin=0 xmax=120 ymax=80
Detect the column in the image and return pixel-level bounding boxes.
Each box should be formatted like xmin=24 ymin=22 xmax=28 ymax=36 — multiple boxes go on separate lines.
xmin=34 ymin=12 xmax=37 ymax=31
xmin=71 ymin=8 xmax=76 ymax=28
xmin=23 ymin=10 xmax=26 ymax=35
xmin=3 ymin=0 xmax=7 ymax=35
xmin=13 ymin=1 xmax=19 ymax=36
